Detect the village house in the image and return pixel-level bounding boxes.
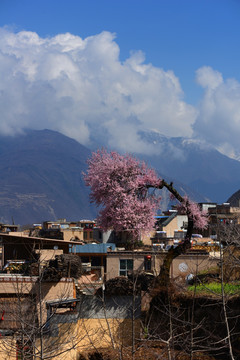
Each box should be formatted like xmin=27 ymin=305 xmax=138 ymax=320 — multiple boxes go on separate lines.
xmin=0 ymin=204 xmax=228 ymax=360
xmin=42 ymin=219 xmax=96 ymax=242
xmin=93 ymin=210 xmax=189 ymax=248
xmin=105 ymin=248 xmax=219 ymax=280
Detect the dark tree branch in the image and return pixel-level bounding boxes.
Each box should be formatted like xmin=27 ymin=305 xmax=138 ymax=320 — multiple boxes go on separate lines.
xmin=155 ymin=179 xmax=194 ymax=287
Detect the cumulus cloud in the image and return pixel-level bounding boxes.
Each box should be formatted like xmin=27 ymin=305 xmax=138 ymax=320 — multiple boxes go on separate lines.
xmin=196 ymin=66 xmax=223 ymax=90
xmin=194 ymin=66 xmax=240 ymax=159
xmin=0 ymin=27 xmax=196 ymax=154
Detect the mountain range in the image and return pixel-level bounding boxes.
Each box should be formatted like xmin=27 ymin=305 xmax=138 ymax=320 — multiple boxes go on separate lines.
xmin=0 ymin=129 xmax=94 ymax=224
xmin=0 ymin=129 xmax=240 ymax=225
xmin=138 ymin=130 xmax=240 ymax=203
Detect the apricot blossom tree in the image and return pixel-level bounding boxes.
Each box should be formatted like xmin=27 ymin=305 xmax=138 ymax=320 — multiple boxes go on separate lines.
xmin=84 ymin=149 xmax=208 ymax=284
xmin=85 ymin=149 xmax=161 ymax=238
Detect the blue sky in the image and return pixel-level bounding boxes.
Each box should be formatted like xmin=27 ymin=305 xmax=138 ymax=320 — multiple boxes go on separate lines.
xmin=1 ymin=0 xmax=240 ymax=104
xmin=0 ymin=0 xmax=240 ymax=158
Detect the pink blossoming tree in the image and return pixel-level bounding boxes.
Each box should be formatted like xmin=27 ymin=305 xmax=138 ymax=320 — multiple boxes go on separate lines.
xmin=84 ymin=149 xmax=208 ymax=285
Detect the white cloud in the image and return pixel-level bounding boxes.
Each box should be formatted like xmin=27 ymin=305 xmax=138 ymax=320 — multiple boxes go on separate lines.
xmin=194 ymin=66 xmax=240 ymax=159
xmin=196 ymin=66 xmax=223 ymax=90
xmin=2 ymin=28 xmax=240 ymax=159
xmin=0 ymin=27 xmax=196 ymax=154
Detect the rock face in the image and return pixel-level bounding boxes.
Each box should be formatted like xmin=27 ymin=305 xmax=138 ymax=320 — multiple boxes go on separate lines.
xmin=0 ymin=129 xmax=96 ymax=224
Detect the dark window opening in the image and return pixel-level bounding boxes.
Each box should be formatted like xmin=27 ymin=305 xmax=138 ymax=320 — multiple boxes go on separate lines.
xmin=119 ymin=259 xmax=133 ymax=276
xmin=144 ymin=256 xmax=152 ymax=271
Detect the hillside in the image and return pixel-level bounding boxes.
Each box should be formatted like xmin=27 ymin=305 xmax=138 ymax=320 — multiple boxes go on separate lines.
xmin=1 ymin=129 xmax=240 ymax=225
xmin=0 ymin=129 xmax=96 ymax=224
xmin=138 ymin=131 xmax=240 ymax=202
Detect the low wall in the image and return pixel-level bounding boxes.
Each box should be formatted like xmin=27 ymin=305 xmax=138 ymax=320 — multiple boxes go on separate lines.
xmin=47 ymin=295 xmax=141 ymax=359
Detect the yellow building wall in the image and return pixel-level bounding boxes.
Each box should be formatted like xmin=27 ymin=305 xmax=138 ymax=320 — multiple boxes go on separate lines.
xmin=106 ymin=252 xmax=219 ymax=279
xmin=0 ymin=338 xmax=17 ymax=360
xmin=0 ymin=278 xmax=75 ymax=325
xmin=141 ymin=230 xmax=155 ymax=245
xmin=49 ymin=317 xmax=141 ymax=360
xmin=170 ymin=254 xmax=219 ymax=278
xmin=35 ymin=249 xmax=64 ymax=264
xmin=162 ymin=216 xmax=178 ymax=237
xmin=62 ymin=229 xmax=84 ymax=242
xmin=0 ymin=318 xmax=141 ymax=360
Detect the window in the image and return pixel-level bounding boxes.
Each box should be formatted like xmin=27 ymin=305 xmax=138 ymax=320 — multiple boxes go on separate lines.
xmin=144 ymin=256 xmax=152 ymax=271
xmin=119 ymin=259 xmax=133 ymax=276
xmin=91 ymin=256 xmax=101 ymax=266
xmin=81 ymin=256 xmax=90 ymax=263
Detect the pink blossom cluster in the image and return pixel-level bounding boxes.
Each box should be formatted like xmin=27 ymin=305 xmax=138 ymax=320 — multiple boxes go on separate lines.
xmin=84 ymin=149 xmax=161 ymax=238
xmin=177 ymin=196 xmax=208 ymax=229
xmin=84 ymin=149 xmax=209 ymax=239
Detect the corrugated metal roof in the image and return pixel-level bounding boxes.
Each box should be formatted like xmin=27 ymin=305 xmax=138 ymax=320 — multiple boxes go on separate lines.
xmin=69 ymin=243 xmax=116 ymax=254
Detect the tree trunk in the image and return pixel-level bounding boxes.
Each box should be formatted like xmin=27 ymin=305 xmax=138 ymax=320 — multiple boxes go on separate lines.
xmin=156 ymin=179 xmax=194 ymax=287
xmin=157 ymin=218 xmax=193 ymax=287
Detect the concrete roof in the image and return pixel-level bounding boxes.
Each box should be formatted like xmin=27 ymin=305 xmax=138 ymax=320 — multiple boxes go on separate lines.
xmin=0 ymin=233 xmax=83 ymax=245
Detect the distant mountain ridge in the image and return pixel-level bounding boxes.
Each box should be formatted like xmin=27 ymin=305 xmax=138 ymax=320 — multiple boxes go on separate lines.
xmin=0 ymin=129 xmax=96 ymax=224
xmin=137 ymin=130 xmax=240 ymax=203
xmin=0 ymin=129 xmax=240 ymax=225
xmin=227 ymin=190 xmax=240 ymax=207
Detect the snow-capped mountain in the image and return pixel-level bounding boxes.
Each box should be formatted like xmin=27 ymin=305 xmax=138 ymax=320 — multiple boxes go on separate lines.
xmin=137 ymin=130 xmax=240 ymax=203
xmin=0 ymin=128 xmax=240 ymax=225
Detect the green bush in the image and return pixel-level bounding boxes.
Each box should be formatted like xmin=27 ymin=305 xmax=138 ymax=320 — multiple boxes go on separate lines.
xmin=188 ymin=282 xmax=240 ymax=295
